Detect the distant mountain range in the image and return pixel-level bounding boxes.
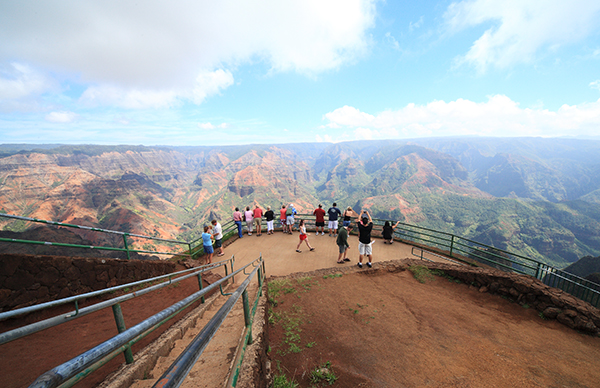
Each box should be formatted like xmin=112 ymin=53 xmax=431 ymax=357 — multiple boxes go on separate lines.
xmin=1 ymin=137 xmax=600 ymax=270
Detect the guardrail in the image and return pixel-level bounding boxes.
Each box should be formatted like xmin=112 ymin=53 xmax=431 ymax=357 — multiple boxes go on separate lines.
xmin=26 ymin=255 xmax=263 ymax=388
xmin=152 ymin=256 xmax=265 ymax=388
xmin=0 ymin=213 xmax=241 ymax=261
xmin=294 ymin=212 xmax=600 ymax=308
xmin=0 ymin=257 xmax=234 ymax=346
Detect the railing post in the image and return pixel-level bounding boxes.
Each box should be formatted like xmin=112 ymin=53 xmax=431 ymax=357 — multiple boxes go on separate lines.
xmin=112 ymin=303 xmax=134 ymax=364
xmin=122 ymin=234 xmax=131 ymax=260
xmin=197 ymin=272 xmax=205 ymax=304
xmin=535 ymin=263 xmax=542 ymax=280
xmin=242 ymin=289 xmax=253 ymax=344
xmin=449 ymin=235 xmax=455 ymax=257
xmin=188 ymin=243 xmax=193 ymax=260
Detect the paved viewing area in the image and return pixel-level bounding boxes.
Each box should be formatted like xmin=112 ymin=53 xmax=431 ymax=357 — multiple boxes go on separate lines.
xmin=210 ymin=230 xmax=455 ymax=278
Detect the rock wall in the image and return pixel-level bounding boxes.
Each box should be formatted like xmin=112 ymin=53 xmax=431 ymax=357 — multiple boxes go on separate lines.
xmin=0 ymin=254 xmax=176 ymax=312
xmin=397 ymin=259 xmax=600 ymax=336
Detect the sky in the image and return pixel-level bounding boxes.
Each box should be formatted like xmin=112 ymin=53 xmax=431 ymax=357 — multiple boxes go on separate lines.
xmin=1 ymin=0 xmax=600 ymax=146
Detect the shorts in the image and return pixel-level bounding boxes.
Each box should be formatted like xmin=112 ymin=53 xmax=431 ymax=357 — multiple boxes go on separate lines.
xmin=204 ymin=245 xmax=214 ymax=254
xmin=358 ymin=242 xmax=372 ymax=256
xmin=343 ymin=220 xmax=351 ymax=227
xmin=315 ymin=221 xmax=325 ymax=227
xmin=280 ymin=218 xmax=287 ymax=226
xmin=286 ymin=215 xmax=294 ymax=225
xmin=338 ymin=244 xmax=348 ymax=254
xmin=254 ymin=217 xmax=262 ymax=227
xmin=328 ymin=220 xmax=338 ymax=230
xmin=214 ymin=239 xmax=222 ymax=248
xmin=299 ymin=234 xmax=307 ymax=241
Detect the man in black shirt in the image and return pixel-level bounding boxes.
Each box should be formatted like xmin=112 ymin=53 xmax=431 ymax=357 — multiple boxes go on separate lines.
xmin=357 ymin=210 xmax=374 ymax=268
xmin=327 ymin=202 xmax=342 ymax=237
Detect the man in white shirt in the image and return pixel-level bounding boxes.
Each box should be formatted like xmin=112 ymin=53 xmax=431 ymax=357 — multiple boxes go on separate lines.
xmin=211 ymin=219 xmax=225 ymax=257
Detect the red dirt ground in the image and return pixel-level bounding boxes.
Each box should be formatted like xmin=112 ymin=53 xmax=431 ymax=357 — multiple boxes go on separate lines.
xmin=268 ymin=267 xmax=600 ymax=388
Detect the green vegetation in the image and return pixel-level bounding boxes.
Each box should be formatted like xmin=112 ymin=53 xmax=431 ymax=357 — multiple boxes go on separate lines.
xmin=408 ymin=265 xmax=436 ymax=283
xmin=309 ymin=361 xmax=337 ymax=386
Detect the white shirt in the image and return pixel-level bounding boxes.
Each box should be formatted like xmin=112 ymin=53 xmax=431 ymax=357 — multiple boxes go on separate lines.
xmin=213 ymin=222 xmax=223 ymax=240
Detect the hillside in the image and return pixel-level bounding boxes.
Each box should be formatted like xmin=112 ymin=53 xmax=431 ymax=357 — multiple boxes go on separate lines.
xmin=1 ymin=137 xmax=600 ymax=267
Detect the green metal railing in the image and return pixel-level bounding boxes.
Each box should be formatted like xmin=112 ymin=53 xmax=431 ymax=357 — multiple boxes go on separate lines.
xmin=294 ymin=212 xmax=600 ymax=307
xmin=0 ymin=212 xmax=241 ymax=260
xmin=26 ymin=256 xmax=264 ymax=388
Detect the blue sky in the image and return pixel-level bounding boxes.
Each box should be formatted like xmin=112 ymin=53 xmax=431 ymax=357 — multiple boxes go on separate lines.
xmin=1 ymin=0 xmax=600 ymax=146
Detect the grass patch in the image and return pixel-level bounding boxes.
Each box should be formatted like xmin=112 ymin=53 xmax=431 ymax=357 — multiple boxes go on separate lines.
xmin=268 ymin=279 xmax=296 ymax=306
xmin=323 ymin=273 xmax=343 ymax=279
xmin=310 ymin=361 xmax=337 ymax=386
xmin=408 ymin=265 xmax=436 ymax=283
xmin=272 ymin=373 xmax=299 ymax=388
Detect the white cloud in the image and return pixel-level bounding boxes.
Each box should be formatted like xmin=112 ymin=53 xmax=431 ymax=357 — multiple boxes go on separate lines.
xmin=79 ymin=85 xmax=180 ymax=109
xmin=45 ymin=111 xmax=77 ymax=123
xmin=444 ymin=0 xmax=600 ymax=73
xmin=409 ymin=16 xmax=424 ymax=32
xmin=0 ymin=62 xmax=55 ymax=100
xmin=324 ymin=95 xmax=600 ymax=139
xmin=591 ymin=80 xmax=600 ymax=91
xmin=193 ymin=69 xmax=234 ymax=104
xmin=0 ymin=1 xmax=375 ymax=105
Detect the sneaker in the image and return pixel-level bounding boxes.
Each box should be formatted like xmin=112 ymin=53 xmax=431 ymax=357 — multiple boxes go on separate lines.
xmin=367 ymin=262 xmax=372 ymax=268
xmin=321 ymin=232 xmax=325 ymax=235
xmin=357 ymin=262 xmax=363 ymax=268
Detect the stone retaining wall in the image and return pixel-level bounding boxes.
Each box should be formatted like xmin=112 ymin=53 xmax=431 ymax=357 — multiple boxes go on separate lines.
xmin=0 ymin=254 xmax=176 ymax=312
xmin=396 ymin=259 xmax=600 ymax=336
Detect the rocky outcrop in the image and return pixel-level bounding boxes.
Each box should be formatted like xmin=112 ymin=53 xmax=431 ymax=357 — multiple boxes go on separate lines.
xmin=385 ymin=259 xmax=600 ymax=336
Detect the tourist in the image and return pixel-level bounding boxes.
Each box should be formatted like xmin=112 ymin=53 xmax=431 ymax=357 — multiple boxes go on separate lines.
xmin=295 ymin=219 xmax=315 ymax=253
xmin=233 ymin=207 xmax=243 ymax=238
xmin=382 ymin=220 xmax=401 ymax=244
xmin=286 ymin=203 xmax=297 ymax=234
xmin=327 ymin=202 xmax=342 ymax=237
xmin=280 ymin=205 xmax=287 ymax=233
xmin=253 ymin=205 xmax=263 ymax=236
xmin=336 ymin=224 xmax=353 ymax=263
xmin=244 ymin=206 xmax=254 ymax=236
xmin=211 ymin=219 xmax=225 ymax=257
xmin=313 ymin=204 xmax=326 ymax=235
xmin=342 ymin=206 xmax=355 ymax=227
xmin=265 ymin=206 xmax=275 ymax=235
xmin=202 ymin=225 xmax=214 ymax=264
xmin=357 ymin=210 xmax=374 ymax=268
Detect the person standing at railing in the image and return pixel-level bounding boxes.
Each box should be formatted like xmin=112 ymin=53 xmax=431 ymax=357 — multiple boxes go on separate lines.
xmin=286 ymin=203 xmax=297 ymax=234
xmin=253 ymin=205 xmax=263 ymax=236
xmin=357 ymin=210 xmax=374 ymax=268
xmin=313 ymin=204 xmax=326 ymax=235
xmin=245 ymin=206 xmax=254 ymax=236
xmin=342 ymin=206 xmax=356 ymax=227
xmin=265 ymin=206 xmax=275 ymax=235
xmin=327 ymin=202 xmax=342 ymax=237
xmin=382 ymin=220 xmax=401 ymax=244
xmin=233 ymin=207 xmax=243 ymax=238
xmin=202 ymin=225 xmax=214 ymax=264
xmin=211 ymin=219 xmax=225 ymax=256
xmin=280 ymin=205 xmax=287 ymax=233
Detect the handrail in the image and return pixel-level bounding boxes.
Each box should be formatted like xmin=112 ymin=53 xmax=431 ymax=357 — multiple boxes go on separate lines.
xmin=27 ymin=257 xmax=261 ymax=388
xmin=152 ymin=256 xmax=265 ymax=388
xmin=0 ymin=258 xmax=233 ymax=345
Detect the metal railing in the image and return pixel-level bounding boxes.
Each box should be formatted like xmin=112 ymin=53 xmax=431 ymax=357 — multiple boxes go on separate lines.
xmin=294 ymin=212 xmax=600 ymax=307
xmin=0 ymin=257 xmax=234 ymax=346
xmin=26 ymin=255 xmax=263 ymax=388
xmin=0 ymin=213 xmax=240 ymax=260
xmin=152 ymin=256 xmax=265 ymax=388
